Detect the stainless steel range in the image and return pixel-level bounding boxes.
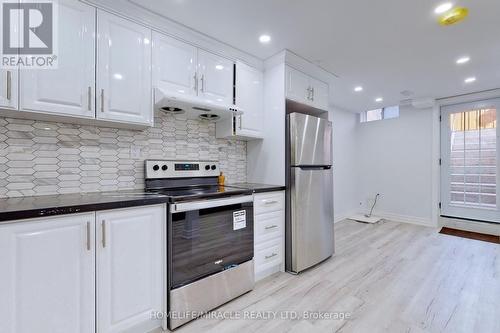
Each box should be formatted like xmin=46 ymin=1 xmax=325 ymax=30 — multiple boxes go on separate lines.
xmin=145 ymin=160 xmax=255 ymax=330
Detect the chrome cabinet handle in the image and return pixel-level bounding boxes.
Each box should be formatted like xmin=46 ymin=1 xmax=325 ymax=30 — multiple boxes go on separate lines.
xmin=100 ymin=89 xmax=104 ymax=112
xmin=6 ymin=71 xmax=12 ymax=101
xmin=86 ymin=221 xmax=91 ymax=251
xmin=193 ymin=72 xmax=198 ymax=92
xmin=265 ymin=253 xmax=278 ymax=259
xmin=239 ymin=116 xmax=242 ymax=130
xmin=201 ymin=74 xmax=205 ymax=93
xmin=87 ymin=86 xmax=92 ymax=111
xmin=311 ymin=87 xmax=315 ymax=101
xmin=101 ymin=220 xmax=106 ymax=248
xmin=265 ymin=225 xmax=278 ymax=230
xmin=263 ymin=199 xmax=278 ymax=205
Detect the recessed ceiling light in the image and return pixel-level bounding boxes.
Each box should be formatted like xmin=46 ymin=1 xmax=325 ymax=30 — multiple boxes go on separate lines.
xmin=464 ymin=77 xmax=476 ymax=83
xmin=434 ymin=2 xmax=453 ymax=14
xmin=375 ymin=97 xmax=383 ymax=102
xmin=215 ymin=65 xmax=224 ymax=70
xmin=456 ymin=56 xmax=470 ymax=64
xmin=354 ymin=86 xmax=363 ymax=92
xmin=259 ymin=34 xmax=271 ymax=44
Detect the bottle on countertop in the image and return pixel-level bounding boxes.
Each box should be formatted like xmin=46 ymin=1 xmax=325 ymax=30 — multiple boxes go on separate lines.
xmin=218 ymin=172 xmax=225 ymax=186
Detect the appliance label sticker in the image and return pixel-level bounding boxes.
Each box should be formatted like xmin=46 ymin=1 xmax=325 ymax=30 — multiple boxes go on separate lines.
xmin=233 ymin=210 xmax=246 ymax=230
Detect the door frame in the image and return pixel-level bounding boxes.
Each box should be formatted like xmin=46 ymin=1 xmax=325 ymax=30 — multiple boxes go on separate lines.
xmin=437 ymin=92 xmax=500 ymax=225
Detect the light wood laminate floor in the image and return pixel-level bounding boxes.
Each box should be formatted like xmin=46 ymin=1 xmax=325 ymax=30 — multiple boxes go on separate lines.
xmin=175 ymin=220 xmax=500 ymax=333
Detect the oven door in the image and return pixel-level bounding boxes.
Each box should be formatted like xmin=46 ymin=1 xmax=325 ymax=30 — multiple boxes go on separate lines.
xmin=169 ymin=195 xmax=254 ymax=289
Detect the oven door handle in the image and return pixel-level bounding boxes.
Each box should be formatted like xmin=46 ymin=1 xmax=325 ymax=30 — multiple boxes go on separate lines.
xmin=172 ymin=195 xmax=254 ymax=212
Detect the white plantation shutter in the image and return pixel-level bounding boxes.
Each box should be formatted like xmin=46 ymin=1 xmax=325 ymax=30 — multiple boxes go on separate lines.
xmin=441 ymin=99 xmax=500 ymax=223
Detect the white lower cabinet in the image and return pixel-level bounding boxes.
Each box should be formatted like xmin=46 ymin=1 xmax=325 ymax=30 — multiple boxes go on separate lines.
xmin=0 ymin=204 xmax=166 ymax=333
xmin=96 ymin=205 xmax=165 ymax=333
xmin=253 ymin=191 xmax=285 ymax=281
xmin=0 ymin=213 xmax=96 ymax=333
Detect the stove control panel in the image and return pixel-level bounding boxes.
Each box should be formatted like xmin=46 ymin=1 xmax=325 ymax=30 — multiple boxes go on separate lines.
xmin=145 ymin=160 xmax=219 ymax=179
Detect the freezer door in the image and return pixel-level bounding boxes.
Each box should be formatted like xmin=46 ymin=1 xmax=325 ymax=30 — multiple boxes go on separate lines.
xmin=289 ymin=166 xmax=334 ymax=273
xmin=289 ymin=112 xmax=332 ymax=166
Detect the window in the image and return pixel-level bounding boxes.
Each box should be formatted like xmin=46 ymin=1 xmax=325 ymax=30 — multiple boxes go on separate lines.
xmin=360 ymin=105 xmax=400 ymax=122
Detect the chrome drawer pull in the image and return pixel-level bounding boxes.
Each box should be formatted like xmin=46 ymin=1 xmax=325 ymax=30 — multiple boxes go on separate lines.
xmin=265 ymin=225 xmax=278 ymax=230
xmin=263 ymin=200 xmax=278 ymax=205
xmin=265 ymin=253 xmax=278 ymax=259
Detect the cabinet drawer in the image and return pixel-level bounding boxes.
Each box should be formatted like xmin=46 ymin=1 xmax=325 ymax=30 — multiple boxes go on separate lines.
xmin=255 ymin=210 xmax=284 ymax=244
xmin=254 ymin=191 xmax=284 ymax=215
xmin=255 ymin=238 xmax=283 ymax=273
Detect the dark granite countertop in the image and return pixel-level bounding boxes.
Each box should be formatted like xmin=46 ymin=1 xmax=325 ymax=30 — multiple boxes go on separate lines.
xmin=227 ymin=183 xmax=286 ymax=193
xmin=0 ymin=190 xmax=169 ymax=223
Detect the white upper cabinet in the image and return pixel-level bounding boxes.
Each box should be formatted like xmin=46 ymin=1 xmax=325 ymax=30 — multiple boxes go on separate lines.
xmin=286 ymin=66 xmax=310 ymax=103
xmin=216 ymin=62 xmax=263 ymax=140
xmin=0 ymin=70 xmax=18 ymax=110
xmin=310 ymin=77 xmax=329 ymax=110
xmin=0 ymin=213 xmax=95 ymax=333
xmin=96 ymin=205 xmax=165 ymax=333
xmin=152 ymin=32 xmax=197 ymax=97
xmin=97 ymin=10 xmax=152 ymax=126
xmin=20 ymin=1 xmax=95 ymax=118
xmin=197 ymin=49 xmax=234 ymax=105
xmin=286 ymin=66 xmax=329 ymax=110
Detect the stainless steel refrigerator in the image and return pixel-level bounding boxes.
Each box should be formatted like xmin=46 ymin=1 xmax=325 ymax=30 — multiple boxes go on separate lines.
xmin=285 ymin=112 xmax=334 ymax=274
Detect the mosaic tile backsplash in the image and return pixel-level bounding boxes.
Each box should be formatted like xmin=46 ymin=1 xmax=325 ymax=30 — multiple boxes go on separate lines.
xmin=0 ymin=111 xmax=247 ymax=198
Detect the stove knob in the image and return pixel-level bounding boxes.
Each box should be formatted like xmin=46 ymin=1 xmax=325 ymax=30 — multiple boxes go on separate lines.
xmin=205 ymin=165 xmax=211 ymax=170
xmin=211 ymin=165 xmax=217 ymax=170
xmin=153 ymin=165 xmax=159 ymax=171
xmin=162 ymin=165 xmax=168 ymax=171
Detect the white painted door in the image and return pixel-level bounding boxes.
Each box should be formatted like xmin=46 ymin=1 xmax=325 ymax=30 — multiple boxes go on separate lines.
xmin=310 ymin=77 xmax=329 ymax=110
xmin=440 ymin=98 xmax=500 ymax=223
xmin=286 ymin=66 xmax=310 ymax=105
xmin=20 ymin=1 xmax=95 ymax=118
xmin=0 ymin=69 xmax=18 ymax=110
xmin=96 ymin=205 xmax=165 ymax=333
xmin=152 ymin=32 xmax=197 ymax=97
xmin=235 ymin=61 xmax=263 ymax=138
xmin=197 ymin=49 xmax=234 ymax=105
xmin=0 ymin=213 xmax=95 ymax=333
xmin=97 ymin=11 xmax=152 ymax=126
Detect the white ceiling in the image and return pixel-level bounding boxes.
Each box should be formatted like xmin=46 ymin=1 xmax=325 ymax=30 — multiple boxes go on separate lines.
xmin=132 ymin=0 xmax=500 ymax=112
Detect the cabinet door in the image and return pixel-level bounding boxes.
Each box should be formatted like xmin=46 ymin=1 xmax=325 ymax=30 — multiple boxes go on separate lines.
xmin=152 ymin=32 xmax=197 ymax=97
xmin=0 ymin=213 xmax=95 ymax=333
xmin=97 ymin=11 xmax=152 ymax=125
xmin=286 ymin=66 xmax=310 ymax=105
xmin=20 ymin=1 xmax=95 ymax=118
xmin=0 ymin=69 xmax=18 ymax=110
xmin=310 ymin=78 xmax=329 ymax=110
xmin=235 ymin=62 xmax=263 ymax=138
xmin=197 ymin=49 xmax=234 ymax=105
xmin=96 ymin=205 xmax=165 ymax=333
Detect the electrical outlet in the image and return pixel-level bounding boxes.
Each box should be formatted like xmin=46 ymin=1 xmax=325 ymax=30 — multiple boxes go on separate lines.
xmin=130 ymin=145 xmax=142 ymax=159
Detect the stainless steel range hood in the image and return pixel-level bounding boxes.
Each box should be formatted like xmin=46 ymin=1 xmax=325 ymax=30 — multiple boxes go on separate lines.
xmin=154 ymin=88 xmax=243 ymax=122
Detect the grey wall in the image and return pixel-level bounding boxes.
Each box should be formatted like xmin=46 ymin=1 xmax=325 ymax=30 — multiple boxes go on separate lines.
xmin=0 ymin=111 xmax=247 ymax=198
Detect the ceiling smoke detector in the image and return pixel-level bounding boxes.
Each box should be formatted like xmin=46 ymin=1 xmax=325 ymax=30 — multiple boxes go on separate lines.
xmin=439 ymin=7 xmax=469 ymax=26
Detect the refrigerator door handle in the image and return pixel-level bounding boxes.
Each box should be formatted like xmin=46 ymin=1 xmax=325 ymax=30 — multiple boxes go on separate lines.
xmin=297 ymin=165 xmax=332 ymax=170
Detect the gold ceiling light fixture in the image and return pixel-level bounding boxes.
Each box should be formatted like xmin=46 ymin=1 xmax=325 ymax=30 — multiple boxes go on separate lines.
xmin=438 ymin=7 xmax=469 ymax=26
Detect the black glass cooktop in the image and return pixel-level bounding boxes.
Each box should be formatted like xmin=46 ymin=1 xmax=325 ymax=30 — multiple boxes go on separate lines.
xmin=148 ymin=185 xmax=252 ymax=202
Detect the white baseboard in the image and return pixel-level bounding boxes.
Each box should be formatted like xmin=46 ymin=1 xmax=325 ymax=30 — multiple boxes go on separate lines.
xmin=334 ymin=211 xmax=357 ymax=224
xmin=376 ymin=212 xmax=436 ymax=228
